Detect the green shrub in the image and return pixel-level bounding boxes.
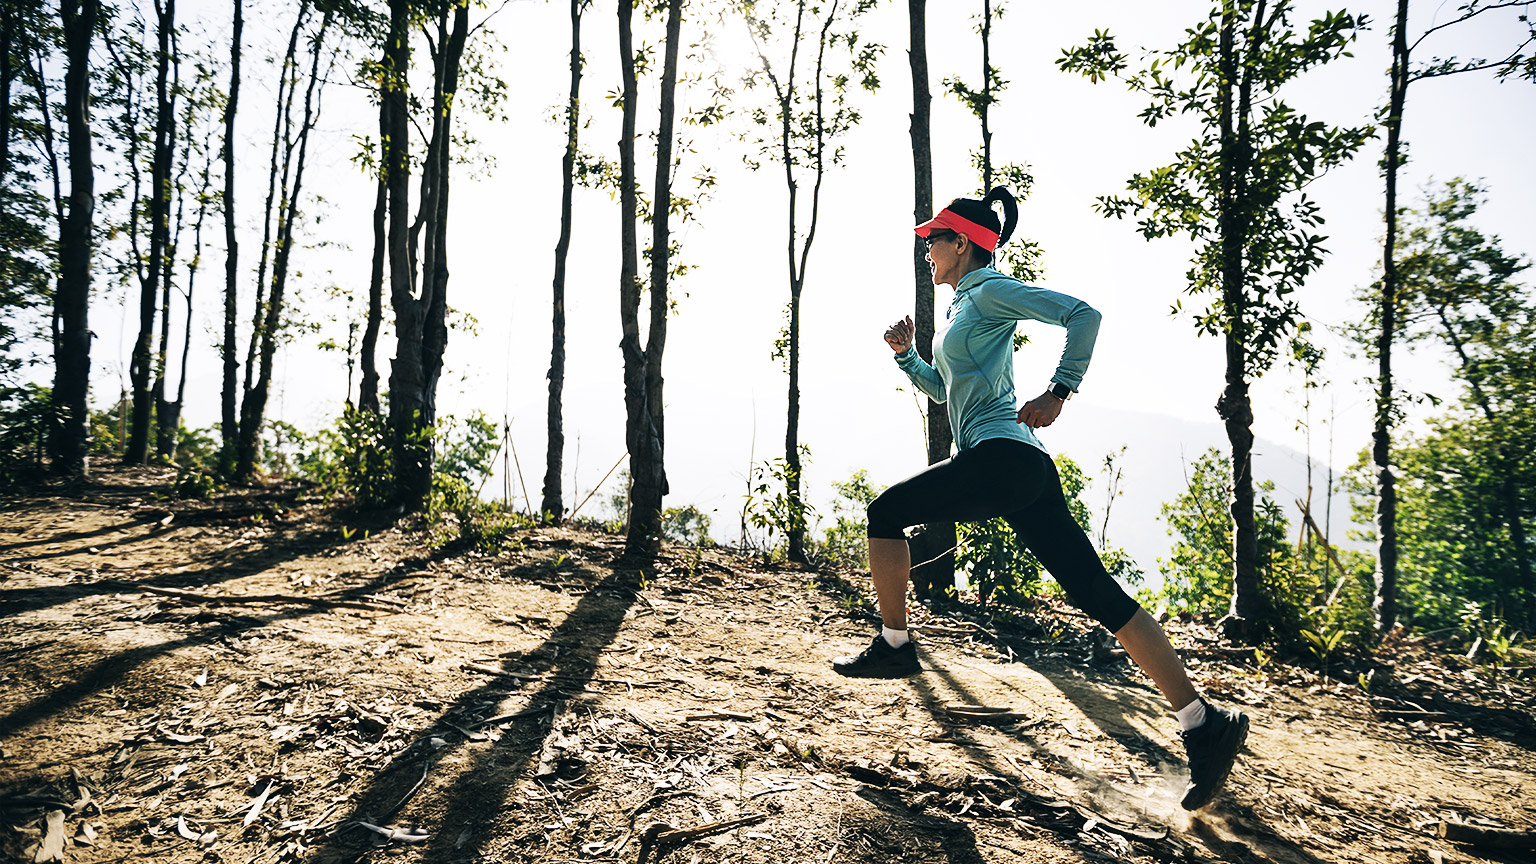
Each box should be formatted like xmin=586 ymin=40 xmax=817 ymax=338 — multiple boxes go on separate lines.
xmin=661 ymin=504 xmax=714 ymax=546
xmin=744 ymin=445 xmax=814 ymax=554
xmin=0 ymin=384 xmax=51 ymax=484
xmin=292 ymin=408 xmax=396 ymax=508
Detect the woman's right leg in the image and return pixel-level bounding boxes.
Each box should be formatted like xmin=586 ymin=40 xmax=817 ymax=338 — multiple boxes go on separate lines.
xmin=863 ymin=441 xmax=1047 ymax=632
xmin=869 ymin=537 xmax=913 ymax=631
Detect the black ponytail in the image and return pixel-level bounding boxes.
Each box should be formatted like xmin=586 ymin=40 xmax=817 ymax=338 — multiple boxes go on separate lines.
xmin=983 ymin=186 xmax=1018 ymax=249
xmin=942 ymin=186 xmax=1019 ymax=265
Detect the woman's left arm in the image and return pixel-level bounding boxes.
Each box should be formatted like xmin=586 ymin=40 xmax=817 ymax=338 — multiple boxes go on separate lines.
xmin=976 ymin=281 xmax=1102 ymax=394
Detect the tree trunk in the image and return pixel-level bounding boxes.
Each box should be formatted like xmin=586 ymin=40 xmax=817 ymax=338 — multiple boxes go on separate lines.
xmin=616 ymin=0 xmax=659 ymax=555
xmin=51 ymin=0 xmax=98 ymax=478
xmin=542 ymin=0 xmax=583 ymax=523
xmin=220 ymin=0 xmax=242 ymax=473
xmin=155 ymin=54 xmax=191 ymax=462
xmin=907 ymin=0 xmax=951 ymax=596
xmin=1372 ymin=0 xmax=1409 ymax=636
xmin=980 ymin=0 xmax=992 ymax=189
xmin=1 ymin=4 xmax=13 ymax=199
xmin=626 ymin=0 xmax=682 ymax=551
xmin=788 ymin=3 xmax=839 ymax=564
xmin=419 ymin=4 xmax=468 ymax=437
xmin=246 ymin=7 xmax=306 ymax=407
xmin=1217 ymin=1 xmax=1267 ymax=641
xmin=386 ymin=0 xmax=467 ymax=510
xmin=357 ymin=48 xmax=387 ymax=414
xmin=383 ymin=0 xmax=417 ymax=505
xmin=786 ymin=283 xmax=806 ymax=563
xmin=236 ymin=4 xmax=327 ymax=482
xmin=126 ymin=0 xmax=177 ymax=465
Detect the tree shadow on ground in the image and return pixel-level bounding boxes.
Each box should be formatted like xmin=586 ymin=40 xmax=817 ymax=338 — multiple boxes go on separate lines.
xmin=899 ymin=627 xmax=1334 ymax=864
xmin=0 ymin=519 xmax=346 ymax=620
xmin=0 ymin=531 xmax=416 ymax=745
xmin=306 ymin=562 xmax=646 ymax=864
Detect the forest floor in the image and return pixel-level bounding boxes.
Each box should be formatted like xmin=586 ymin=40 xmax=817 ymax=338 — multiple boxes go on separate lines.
xmin=2 ymin=464 xmax=1535 ymax=864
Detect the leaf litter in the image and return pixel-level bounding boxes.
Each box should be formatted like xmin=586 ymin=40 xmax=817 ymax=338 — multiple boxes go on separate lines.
xmin=1 ymin=464 xmax=1534 ymax=863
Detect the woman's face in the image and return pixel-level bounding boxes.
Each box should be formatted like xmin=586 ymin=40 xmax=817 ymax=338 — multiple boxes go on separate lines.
xmin=924 ymin=230 xmax=968 ymax=287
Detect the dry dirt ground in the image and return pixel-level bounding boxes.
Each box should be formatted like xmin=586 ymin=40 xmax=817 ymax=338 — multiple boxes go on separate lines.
xmin=2 ymin=465 xmax=1534 ymax=864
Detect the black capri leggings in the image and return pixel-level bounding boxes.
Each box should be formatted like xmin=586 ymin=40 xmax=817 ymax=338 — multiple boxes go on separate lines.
xmin=866 ymin=437 xmax=1141 ymax=633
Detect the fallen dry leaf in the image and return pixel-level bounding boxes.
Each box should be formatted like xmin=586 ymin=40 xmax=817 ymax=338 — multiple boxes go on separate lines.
xmin=35 ymin=810 xmax=66 ymax=863
xmin=243 ymin=779 xmax=274 ymax=829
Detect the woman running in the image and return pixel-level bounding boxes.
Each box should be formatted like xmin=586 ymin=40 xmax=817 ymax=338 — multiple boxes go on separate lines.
xmin=832 ymin=187 xmax=1248 ymax=810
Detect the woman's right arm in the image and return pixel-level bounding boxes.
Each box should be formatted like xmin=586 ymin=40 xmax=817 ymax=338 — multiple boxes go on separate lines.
xmin=886 ymin=315 xmax=947 ymax=403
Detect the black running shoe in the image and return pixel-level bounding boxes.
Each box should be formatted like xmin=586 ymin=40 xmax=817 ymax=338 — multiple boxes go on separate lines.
xmin=831 ymin=634 xmax=921 ymax=678
xmin=1180 ymin=699 xmax=1250 ymax=810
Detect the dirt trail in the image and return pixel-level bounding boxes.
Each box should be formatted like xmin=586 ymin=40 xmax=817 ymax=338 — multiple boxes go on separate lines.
xmin=2 ymin=465 xmax=1533 ymax=864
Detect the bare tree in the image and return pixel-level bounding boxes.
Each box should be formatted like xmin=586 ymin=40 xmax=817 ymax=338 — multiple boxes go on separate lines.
xmin=235 ymin=2 xmax=334 ymax=481
xmin=739 ymin=0 xmax=881 ymax=563
xmin=542 ymin=0 xmax=588 ymax=523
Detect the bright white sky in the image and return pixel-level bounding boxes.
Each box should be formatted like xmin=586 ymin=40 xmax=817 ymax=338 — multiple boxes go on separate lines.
xmin=91 ymin=0 xmax=1536 ymax=571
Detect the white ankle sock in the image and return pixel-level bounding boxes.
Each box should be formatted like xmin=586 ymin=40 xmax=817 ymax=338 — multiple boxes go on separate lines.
xmin=1175 ymin=698 xmax=1207 ymax=731
xmin=882 ymin=626 xmax=909 ymax=648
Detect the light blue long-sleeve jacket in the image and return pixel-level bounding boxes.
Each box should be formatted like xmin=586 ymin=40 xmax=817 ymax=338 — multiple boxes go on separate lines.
xmin=896 ymin=267 xmax=1102 ymax=453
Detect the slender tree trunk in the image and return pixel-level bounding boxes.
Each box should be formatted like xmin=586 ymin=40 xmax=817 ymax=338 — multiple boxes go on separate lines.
xmin=1372 ymin=0 xmax=1409 ymax=635
xmin=907 ymin=0 xmax=951 ymax=596
xmin=246 ymin=7 xmax=305 ymax=403
xmin=542 ymin=0 xmax=583 ymax=523
xmin=383 ymin=0 xmax=416 ymax=505
xmin=980 ymin=0 xmax=992 ymax=189
xmin=1 ymin=4 xmax=13 ymax=203
xmin=52 ymin=0 xmax=98 ymax=478
xmin=220 ymin=0 xmax=242 ymax=473
xmin=357 ymin=86 xmax=386 ymax=413
xmin=1216 ymin=1 xmax=1266 ymax=640
xmin=1 ymin=6 xmax=15 ymax=307
xmin=784 ymin=1 xmax=838 ymax=565
xmin=624 ymin=0 xmax=682 ymax=550
xmin=236 ymin=5 xmax=328 ymax=482
xmin=785 ymin=280 xmax=805 ymax=562
xmin=419 ymin=4 xmax=467 ymax=435
xmin=163 ymin=131 xmax=214 ymax=463
xmin=616 ymin=0 xmax=661 ymax=554
xmin=155 ymin=50 xmax=190 ymax=461
xmin=127 ymin=0 xmax=177 ymax=464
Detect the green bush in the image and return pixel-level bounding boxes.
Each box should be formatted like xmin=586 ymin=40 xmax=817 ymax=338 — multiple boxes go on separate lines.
xmin=816 ymin=469 xmax=883 ymax=570
xmin=661 ymin=504 xmax=714 ymax=546
xmin=292 ymin=408 xmax=397 ymax=508
xmin=0 ymin=384 xmax=51 ymax=485
xmin=743 ymin=445 xmax=814 ymax=555
xmin=427 ymin=470 xmax=531 ymax=551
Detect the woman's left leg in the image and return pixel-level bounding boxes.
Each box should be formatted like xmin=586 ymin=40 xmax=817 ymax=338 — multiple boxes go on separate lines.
xmin=1005 ymin=452 xmax=1249 ymax=810
xmin=1002 ymin=453 xmax=1194 ymax=710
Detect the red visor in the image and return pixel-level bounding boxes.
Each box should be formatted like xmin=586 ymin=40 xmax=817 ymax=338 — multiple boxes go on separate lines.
xmin=914 ymin=208 xmax=1000 ymax=253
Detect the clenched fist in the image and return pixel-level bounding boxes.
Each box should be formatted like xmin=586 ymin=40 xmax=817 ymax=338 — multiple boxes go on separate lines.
xmin=884 ymin=315 xmax=914 ymax=354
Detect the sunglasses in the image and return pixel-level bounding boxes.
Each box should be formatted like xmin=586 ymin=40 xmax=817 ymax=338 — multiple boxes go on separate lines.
xmin=923 ymin=231 xmax=959 ymax=249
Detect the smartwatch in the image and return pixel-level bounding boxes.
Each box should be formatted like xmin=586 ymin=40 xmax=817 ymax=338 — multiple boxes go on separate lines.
xmin=1049 ymin=381 xmax=1073 ymax=401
